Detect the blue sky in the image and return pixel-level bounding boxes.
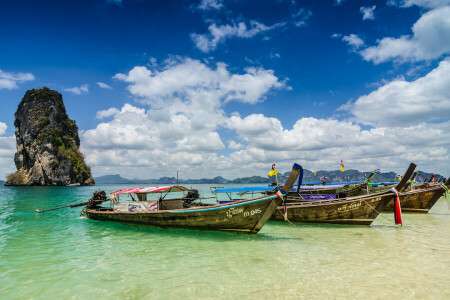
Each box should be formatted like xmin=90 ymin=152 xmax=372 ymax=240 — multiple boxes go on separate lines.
xmin=0 ymin=0 xmax=449 ymax=180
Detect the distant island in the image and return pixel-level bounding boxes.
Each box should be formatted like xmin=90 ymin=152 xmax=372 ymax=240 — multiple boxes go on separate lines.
xmin=0 ymin=180 xmax=5 ymax=185
xmin=94 ymin=174 xmax=270 ymax=185
xmin=94 ymin=169 xmax=444 ymax=185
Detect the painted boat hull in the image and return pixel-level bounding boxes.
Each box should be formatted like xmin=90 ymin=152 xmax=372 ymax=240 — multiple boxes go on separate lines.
xmin=384 ymin=185 xmax=446 ymax=213
xmin=270 ymin=192 xmax=395 ymax=225
xmin=85 ymin=195 xmax=281 ymax=234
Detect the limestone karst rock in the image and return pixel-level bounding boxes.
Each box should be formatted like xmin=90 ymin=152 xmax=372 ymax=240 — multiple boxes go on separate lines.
xmin=5 ymin=87 xmax=95 ymax=186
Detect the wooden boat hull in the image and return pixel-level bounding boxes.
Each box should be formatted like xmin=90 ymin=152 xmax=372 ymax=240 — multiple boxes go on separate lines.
xmin=384 ymin=185 xmax=446 ymax=213
xmin=270 ymin=192 xmax=395 ymax=225
xmin=85 ymin=195 xmax=281 ymax=234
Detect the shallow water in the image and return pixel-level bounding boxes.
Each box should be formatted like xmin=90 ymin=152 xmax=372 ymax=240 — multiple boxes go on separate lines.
xmin=0 ymin=184 xmax=449 ymax=299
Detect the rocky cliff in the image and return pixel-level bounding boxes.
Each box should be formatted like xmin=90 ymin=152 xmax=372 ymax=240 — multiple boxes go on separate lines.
xmin=5 ymin=87 xmax=94 ymax=186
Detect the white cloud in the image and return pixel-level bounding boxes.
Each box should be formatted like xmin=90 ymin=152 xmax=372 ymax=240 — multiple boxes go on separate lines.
xmin=388 ymin=0 xmax=450 ymax=9
xmin=361 ymin=6 xmax=450 ymax=63
xmin=292 ymin=8 xmax=312 ymax=27
xmin=224 ymin=119 xmax=450 ymax=176
xmin=97 ymin=82 xmax=112 ymax=89
xmin=64 ymin=84 xmax=89 ymax=95
xmin=82 ymin=58 xmax=285 ymax=178
xmin=0 ymin=122 xmax=6 ymax=136
xmin=228 ymin=140 xmax=244 ymax=150
xmin=342 ymin=34 xmax=365 ymax=49
xmin=198 ymin=0 xmax=224 ymax=10
xmin=334 ymin=0 xmax=345 ymax=5
xmin=113 ymin=58 xmax=284 ymax=104
xmin=0 ymin=122 xmax=16 ymax=180
xmin=360 ymin=5 xmax=376 ymax=20
xmin=0 ymin=70 xmax=34 ymax=90
xmin=79 ymin=57 xmax=450 ymax=179
xmin=342 ymin=58 xmax=450 ymax=127
xmin=96 ymin=107 xmax=120 ymax=119
xmin=191 ymin=20 xmax=285 ymax=52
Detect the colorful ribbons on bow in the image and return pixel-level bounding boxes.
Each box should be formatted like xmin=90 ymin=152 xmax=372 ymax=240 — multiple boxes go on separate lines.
xmin=390 ymin=187 xmax=402 ymax=225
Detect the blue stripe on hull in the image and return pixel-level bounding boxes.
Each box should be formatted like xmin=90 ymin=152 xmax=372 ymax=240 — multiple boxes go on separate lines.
xmin=171 ymin=195 xmax=278 ymax=213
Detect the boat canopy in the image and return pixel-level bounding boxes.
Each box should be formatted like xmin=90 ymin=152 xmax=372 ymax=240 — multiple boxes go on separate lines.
xmin=298 ymin=181 xmax=365 ymax=186
xmin=113 ymin=185 xmax=190 ymax=195
xmin=213 ymin=186 xmax=278 ymax=193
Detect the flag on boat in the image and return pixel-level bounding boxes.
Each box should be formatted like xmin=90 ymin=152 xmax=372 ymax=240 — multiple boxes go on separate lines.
xmin=396 ymin=174 xmax=402 ymax=181
xmin=268 ymin=162 xmax=278 ymax=176
xmin=374 ymin=168 xmax=381 ymax=173
xmin=320 ymin=176 xmax=325 ymax=181
xmin=340 ymin=160 xmax=345 ymax=172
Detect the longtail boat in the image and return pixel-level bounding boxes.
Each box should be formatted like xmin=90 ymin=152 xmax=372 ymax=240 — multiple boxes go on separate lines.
xmin=82 ymin=163 xmax=302 ymax=233
xmin=384 ymin=177 xmax=450 ymax=213
xmin=269 ymin=163 xmax=417 ymax=225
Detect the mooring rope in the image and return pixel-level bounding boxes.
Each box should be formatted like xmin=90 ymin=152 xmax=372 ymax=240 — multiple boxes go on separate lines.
xmin=361 ymin=199 xmax=394 ymax=225
xmin=271 ymin=199 xmax=319 ymax=241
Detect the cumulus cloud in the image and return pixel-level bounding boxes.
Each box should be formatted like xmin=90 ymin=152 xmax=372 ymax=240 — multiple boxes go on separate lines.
xmin=64 ymin=84 xmax=89 ymax=95
xmin=113 ymin=58 xmax=284 ymax=104
xmin=0 ymin=122 xmax=16 ymax=180
xmin=97 ymin=82 xmax=113 ymax=89
xmin=0 ymin=70 xmax=35 ymax=90
xmin=0 ymin=122 xmax=6 ymax=136
xmin=228 ymin=140 xmax=244 ymax=150
xmin=224 ymin=119 xmax=450 ymax=176
xmin=387 ymin=0 xmax=450 ymax=9
xmin=198 ymin=0 xmax=224 ymax=10
xmin=342 ymin=58 xmax=450 ymax=127
xmin=360 ymin=5 xmax=376 ymax=20
xmin=361 ymin=6 xmax=450 ymax=63
xmin=342 ymin=34 xmax=365 ymax=49
xmin=96 ymin=107 xmax=120 ymax=119
xmin=82 ymin=58 xmax=285 ymax=177
xmin=191 ymin=20 xmax=285 ymax=52
xmin=80 ymin=56 xmax=450 ymax=178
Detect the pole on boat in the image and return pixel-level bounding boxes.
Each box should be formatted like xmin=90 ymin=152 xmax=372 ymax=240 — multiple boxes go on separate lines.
xmin=35 ymin=191 xmax=110 ymax=213
xmin=35 ymin=201 xmax=90 ymax=213
xmin=275 ymin=162 xmax=278 ymax=186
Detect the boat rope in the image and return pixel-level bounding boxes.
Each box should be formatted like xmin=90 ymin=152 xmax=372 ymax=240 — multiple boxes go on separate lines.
xmin=271 ymin=200 xmax=319 ymax=241
xmin=360 ymin=199 xmax=394 ymax=225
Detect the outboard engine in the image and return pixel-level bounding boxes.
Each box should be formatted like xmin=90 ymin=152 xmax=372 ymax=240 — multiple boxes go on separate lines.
xmin=87 ymin=191 xmax=107 ymax=208
xmin=183 ymin=189 xmax=200 ymax=207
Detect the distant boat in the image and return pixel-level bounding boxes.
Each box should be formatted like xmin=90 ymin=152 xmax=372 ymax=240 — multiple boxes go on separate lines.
xmin=83 ymin=163 xmax=302 ymax=234
xmin=383 ymin=177 xmax=450 ymax=213
xmin=269 ymin=163 xmax=417 ymax=225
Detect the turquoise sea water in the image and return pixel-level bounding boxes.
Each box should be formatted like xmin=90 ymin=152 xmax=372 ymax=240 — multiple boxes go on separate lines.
xmin=1 ymin=184 xmax=449 ymax=299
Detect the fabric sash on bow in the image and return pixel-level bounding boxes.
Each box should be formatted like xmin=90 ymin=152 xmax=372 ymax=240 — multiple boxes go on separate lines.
xmin=364 ymin=180 xmax=370 ymax=194
xmin=439 ymin=185 xmax=449 ymax=209
xmin=276 ymin=191 xmax=287 ymax=220
xmin=390 ymin=187 xmax=402 ymax=225
xmin=408 ymin=179 xmax=414 ymax=191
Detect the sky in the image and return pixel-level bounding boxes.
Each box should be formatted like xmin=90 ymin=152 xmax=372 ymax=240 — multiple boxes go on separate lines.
xmin=0 ymin=0 xmax=449 ymax=180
